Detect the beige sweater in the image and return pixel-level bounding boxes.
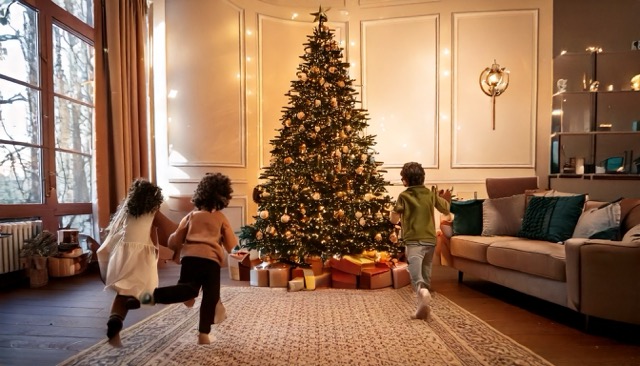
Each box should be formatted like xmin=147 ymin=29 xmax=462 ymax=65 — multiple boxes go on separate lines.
xmin=168 ymin=210 xmax=238 ymax=266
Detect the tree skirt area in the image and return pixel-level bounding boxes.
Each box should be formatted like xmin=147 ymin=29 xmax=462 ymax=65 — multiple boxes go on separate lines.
xmin=59 ymin=286 xmax=553 ymax=366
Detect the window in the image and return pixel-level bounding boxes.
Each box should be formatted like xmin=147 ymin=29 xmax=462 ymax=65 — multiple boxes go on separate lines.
xmin=0 ymin=0 xmax=97 ymax=236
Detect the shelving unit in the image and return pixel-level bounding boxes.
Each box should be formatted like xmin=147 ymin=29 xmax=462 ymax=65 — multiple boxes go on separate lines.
xmin=550 ymin=50 xmax=640 ymax=179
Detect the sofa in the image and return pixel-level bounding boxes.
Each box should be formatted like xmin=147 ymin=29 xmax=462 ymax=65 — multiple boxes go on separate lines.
xmin=438 ymin=177 xmax=640 ymax=326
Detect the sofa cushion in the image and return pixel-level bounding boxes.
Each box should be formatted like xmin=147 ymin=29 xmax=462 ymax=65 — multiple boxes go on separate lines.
xmin=449 ymin=235 xmax=515 ymax=263
xmin=451 ymin=199 xmax=484 ymax=236
xmin=572 ymin=201 xmax=621 ymax=239
xmin=486 ymin=239 xmax=567 ymax=281
xmin=518 ymin=194 xmax=586 ymax=243
xmin=482 ymin=194 xmax=525 ymax=236
xmin=621 ymin=198 xmax=640 ymax=234
xmin=622 ymin=224 xmax=640 ymax=242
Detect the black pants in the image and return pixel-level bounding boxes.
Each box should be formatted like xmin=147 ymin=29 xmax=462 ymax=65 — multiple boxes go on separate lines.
xmin=153 ymin=256 xmax=220 ymax=334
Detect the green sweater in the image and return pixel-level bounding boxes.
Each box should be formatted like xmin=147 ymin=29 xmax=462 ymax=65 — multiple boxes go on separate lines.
xmin=393 ymin=185 xmax=451 ymax=244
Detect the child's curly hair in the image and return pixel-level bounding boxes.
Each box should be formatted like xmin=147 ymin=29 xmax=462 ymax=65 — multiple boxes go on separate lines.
xmin=400 ymin=162 xmax=425 ymax=186
xmin=126 ymin=179 xmax=164 ymax=217
xmin=192 ymin=172 xmax=233 ymax=211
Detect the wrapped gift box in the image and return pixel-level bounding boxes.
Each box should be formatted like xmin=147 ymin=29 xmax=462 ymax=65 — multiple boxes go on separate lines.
xmin=331 ymin=268 xmax=357 ymax=289
xmin=304 ymin=255 xmax=324 ymax=276
xmin=268 ymin=264 xmax=291 ymax=288
xmin=329 ymin=255 xmax=375 ymax=276
xmin=359 ymin=266 xmax=392 ymax=289
xmin=288 ymin=276 xmax=305 ymax=292
xmin=228 ymin=252 xmax=261 ymax=281
xmin=250 ymin=267 xmax=269 ymax=287
xmin=314 ymin=270 xmax=332 ymax=288
xmin=392 ymin=262 xmax=411 ymax=289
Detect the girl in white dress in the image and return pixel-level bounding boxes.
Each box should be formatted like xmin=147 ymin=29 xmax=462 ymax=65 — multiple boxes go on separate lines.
xmin=97 ymin=179 xmax=164 ymax=347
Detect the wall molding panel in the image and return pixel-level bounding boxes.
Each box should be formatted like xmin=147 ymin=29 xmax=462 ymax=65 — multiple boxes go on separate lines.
xmin=166 ymin=0 xmax=247 ymax=168
xmin=452 ymin=10 xmax=538 ymax=168
xmin=361 ymin=15 xmax=439 ymax=168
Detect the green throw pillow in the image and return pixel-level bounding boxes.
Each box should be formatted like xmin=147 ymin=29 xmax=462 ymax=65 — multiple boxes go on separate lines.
xmin=451 ymin=199 xmax=484 ymax=236
xmin=518 ymin=194 xmax=586 ymax=243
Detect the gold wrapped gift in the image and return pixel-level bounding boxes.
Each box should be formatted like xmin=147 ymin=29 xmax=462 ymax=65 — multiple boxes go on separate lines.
xmin=268 ymin=264 xmax=290 ymax=288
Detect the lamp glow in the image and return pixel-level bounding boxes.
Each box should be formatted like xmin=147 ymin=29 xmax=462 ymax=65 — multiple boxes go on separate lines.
xmin=479 ymin=60 xmax=510 ymax=130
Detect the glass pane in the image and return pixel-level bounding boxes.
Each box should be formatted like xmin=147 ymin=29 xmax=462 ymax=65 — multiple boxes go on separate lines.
xmin=55 ymin=97 xmax=92 ymax=153
xmin=0 ymin=79 xmax=41 ymax=144
xmin=59 ymin=214 xmax=93 ymax=235
xmin=52 ymin=25 xmax=95 ymax=104
xmin=597 ymin=52 xmax=640 ymax=91
xmin=557 ymin=93 xmax=593 ymax=132
xmin=51 ymin=0 xmax=94 ymax=27
xmin=56 ymin=151 xmax=91 ymax=203
xmin=0 ymin=144 xmax=42 ymax=204
xmin=554 ymin=53 xmax=594 ymax=93
xmin=0 ymin=1 xmax=39 ymax=85
xmin=596 ymin=92 xmax=640 ymax=131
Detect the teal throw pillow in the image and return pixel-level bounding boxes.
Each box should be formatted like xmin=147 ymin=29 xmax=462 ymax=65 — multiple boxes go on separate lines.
xmin=451 ymin=199 xmax=484 ymax=236
xmin=518 ymin=194 xmax=586 ymax=243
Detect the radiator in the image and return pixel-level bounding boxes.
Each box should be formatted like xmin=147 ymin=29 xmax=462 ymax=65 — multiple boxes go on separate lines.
xmin=0 ymin=220 xmax=43 ymax=274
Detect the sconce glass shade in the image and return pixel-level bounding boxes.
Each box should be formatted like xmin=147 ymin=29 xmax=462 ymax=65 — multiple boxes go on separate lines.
xmin=479 ymin=61 xmax=510 ymax=96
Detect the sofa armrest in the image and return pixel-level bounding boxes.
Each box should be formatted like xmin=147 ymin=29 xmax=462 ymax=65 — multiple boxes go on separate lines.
xmin=565 ymin=238 xmax=640 ymax=324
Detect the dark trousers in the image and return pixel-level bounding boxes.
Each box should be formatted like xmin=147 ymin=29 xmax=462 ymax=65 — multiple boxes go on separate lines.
xmin=153 ymin=256 xmax=220 ymax=334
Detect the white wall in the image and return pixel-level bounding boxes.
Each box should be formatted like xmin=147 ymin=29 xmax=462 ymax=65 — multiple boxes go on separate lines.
xmin=151 ymin=0 xmax=553 ymax=229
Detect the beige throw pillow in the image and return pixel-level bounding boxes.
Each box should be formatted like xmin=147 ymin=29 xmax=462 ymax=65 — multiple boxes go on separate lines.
xmin=572 ymin=201 xmax=621 ymax=239
xmin=622 ymin=224 xmax=640 ymax=242
xmin=482 ymin=194 xmax=526 ymax=236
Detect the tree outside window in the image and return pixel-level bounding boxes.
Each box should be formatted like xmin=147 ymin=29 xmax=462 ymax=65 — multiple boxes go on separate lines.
xmin=0 ymin=0 xmax=97 ymax=236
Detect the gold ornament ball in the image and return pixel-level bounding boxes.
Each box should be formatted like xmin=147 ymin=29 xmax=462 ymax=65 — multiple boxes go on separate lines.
xmin=256 ymin=231 xmax=263 ymax=240
xmin=355 ymin=211 xmax=363 ymax=219
xmin=259 ymin=210 xmax=269 ymax=219
xmin=374 ymin=233 xmax=382 ymax=242
xmin=281 ymin=214 xmax=290 ymax=223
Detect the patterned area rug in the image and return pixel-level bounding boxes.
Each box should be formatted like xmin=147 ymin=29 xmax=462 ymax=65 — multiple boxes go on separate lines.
xmin=59 ymin=286 xmax=553 ymax=366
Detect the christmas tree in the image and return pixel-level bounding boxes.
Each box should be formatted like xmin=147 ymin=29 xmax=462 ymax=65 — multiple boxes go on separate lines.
xmin=240 ymin=7 xmax=398 ymax=264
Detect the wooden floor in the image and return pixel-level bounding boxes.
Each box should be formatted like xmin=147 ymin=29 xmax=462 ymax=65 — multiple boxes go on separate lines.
xmin=1 ymin=262 xmax=639 ymax=366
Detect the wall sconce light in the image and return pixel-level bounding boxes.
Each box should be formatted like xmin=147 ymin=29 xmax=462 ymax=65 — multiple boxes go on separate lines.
xmin=479 ymin=60 xmax=510 ymax=130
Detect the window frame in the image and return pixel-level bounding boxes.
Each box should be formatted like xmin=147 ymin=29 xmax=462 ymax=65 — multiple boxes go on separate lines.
xmin=0 ymin=0 xmax=98 ymax=234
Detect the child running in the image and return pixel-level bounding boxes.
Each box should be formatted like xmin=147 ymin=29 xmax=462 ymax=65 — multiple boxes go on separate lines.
xmin=390 ymin=162 xmax=451 ymax=320
xmin=97 ymin=178 xmax=164 ymax=347
xmin=140 ymin=172 xmax=238 ymax=345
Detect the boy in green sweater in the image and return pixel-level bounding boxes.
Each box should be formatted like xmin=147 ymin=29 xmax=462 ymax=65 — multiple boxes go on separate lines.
xmin=390 ymin=162 xmax=451 ymax=319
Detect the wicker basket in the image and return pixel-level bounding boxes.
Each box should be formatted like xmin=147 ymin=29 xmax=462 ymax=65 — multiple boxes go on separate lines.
xmin=48 ymin=252 xmax=92 ymax=277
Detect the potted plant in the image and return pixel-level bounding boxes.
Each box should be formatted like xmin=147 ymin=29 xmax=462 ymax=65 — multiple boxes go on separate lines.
xmin=19 ymin=231 xmax=58 ymax=288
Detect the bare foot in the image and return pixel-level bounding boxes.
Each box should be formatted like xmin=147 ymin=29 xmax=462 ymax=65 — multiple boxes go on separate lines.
xmin=197 ymin=332 xmax=211 ymax=345
xmin=183 ymin=298 xmax=196 ymax=308
xmin=108 ymin=333 xmax=123 ymax=348
xmin=412 ymin=288 xmax=432 ymax=320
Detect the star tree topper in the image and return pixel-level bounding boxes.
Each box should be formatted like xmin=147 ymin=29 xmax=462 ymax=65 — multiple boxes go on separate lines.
xmin=311 ymin=6 xmax=330 ymax=25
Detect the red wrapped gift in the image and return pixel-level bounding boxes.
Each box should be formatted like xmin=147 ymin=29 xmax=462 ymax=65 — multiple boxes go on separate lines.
xmin=329 ymin=255 xmax=375 ymax=276
xmin=331 ymin=268 xmax=357 ymax=289
xmin=359 ymin=266 xmax=392 ymax=289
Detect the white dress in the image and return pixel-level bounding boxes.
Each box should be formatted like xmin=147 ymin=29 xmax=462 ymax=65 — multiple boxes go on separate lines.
xmin=97 ymin=213 xmax=159 ymax=297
